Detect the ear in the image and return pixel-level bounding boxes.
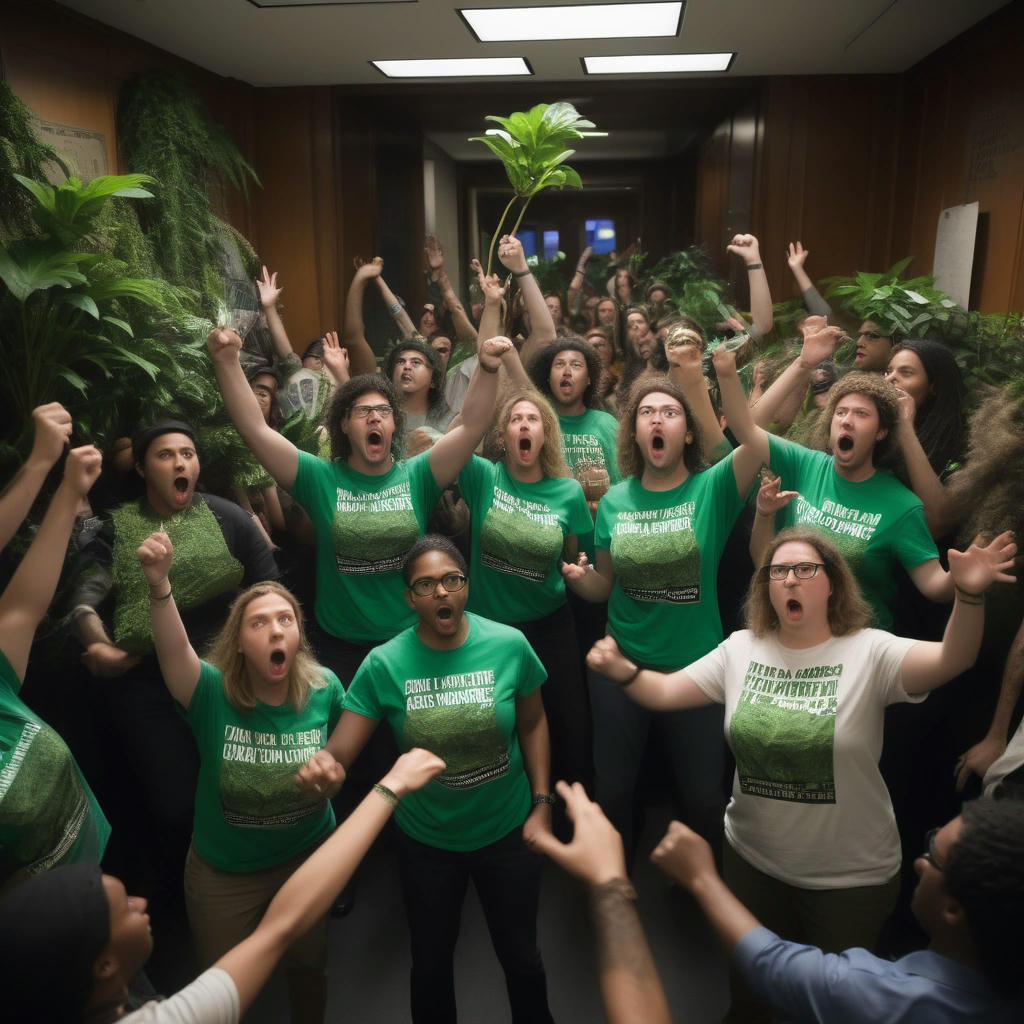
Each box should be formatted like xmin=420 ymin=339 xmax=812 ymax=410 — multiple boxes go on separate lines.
xmin=685 ymin=430 xmax=694 ymax=445
xmin=93 ymin=948 xmax=118 ymax=982
xmin=135 ymin=461 xmax=145 ymax=480
xmin=941 ymin=895 xmax=968 ymax=929
xmin=875 ymin=427 xmax=888 ymax=443
xmin=404 ymin=588 xmax=416 ymax=612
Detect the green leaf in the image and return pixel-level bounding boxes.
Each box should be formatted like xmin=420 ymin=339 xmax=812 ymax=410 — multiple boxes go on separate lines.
xmin=60 ymin=292 xmax=101 ymax=319
xmin=57 ymin=367 xmax=89 ymax=395
xmin=101 ymin=315 xmax=133 ymax=335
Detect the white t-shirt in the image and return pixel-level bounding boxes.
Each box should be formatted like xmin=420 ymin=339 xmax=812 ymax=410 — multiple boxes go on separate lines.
xmin=687 ymin=628 xmax=922 ymax=889
xmin=124 ymin=968 xmax=239 ymax=1023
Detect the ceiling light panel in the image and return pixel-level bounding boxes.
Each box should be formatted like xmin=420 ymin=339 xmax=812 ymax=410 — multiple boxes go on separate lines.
xmin=460 ymin=2 xmax=683 ymax=42
xmin=583 ymin=52 xmax=734 ymax=74
xmin=371 ymin=57 xmax=533 ymax=78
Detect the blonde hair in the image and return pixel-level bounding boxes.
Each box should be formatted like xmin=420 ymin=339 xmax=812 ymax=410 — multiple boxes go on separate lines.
xmin=491 ymin=388 xmax=570 ymax=479
xmin=742 ymin=527 xmax=872 ymax=637
xmin=205 ymin=581 xmax=324 ymax=713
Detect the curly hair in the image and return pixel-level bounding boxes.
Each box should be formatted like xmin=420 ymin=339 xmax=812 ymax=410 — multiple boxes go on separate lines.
xmin=489 ymin=388 xmax=571 ymax=480
xmin=527 ymin=337 xmax=603 ymax=410
xmin=384 ymin=337 xmax=447 ymax=413
xmin=813 ymin=371 xmax=901 ymax=463
xmin=204 ymin=582 xmax=325 ymax=713
xmin=742 ymin=527 xmax=872 ymax=637
xmin=325 ymin=373 xmax=405 ymax=464
xmin=945 ymin=794 xmax=1024 ymax=996
xmin=615 ymin=374 xmax=705 ymax=480
xmin=947 ymin=388 xmax=1024 ymax=546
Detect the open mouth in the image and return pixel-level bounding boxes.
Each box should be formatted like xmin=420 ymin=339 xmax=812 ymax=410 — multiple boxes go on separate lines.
xmin=173 ymin=476 xmax=190 ymax=497
xmin=651 ymin=436 xmax=665 ymax=451
xmin=270 ymin=649 xmax=286 ymax=667
xmin=437 ymin=607 xmax=453 ymax=622
xmin=518 ymin=437 xmax=532 ymax=455
xmin=560 ymin=377 xmax=573 ymax=391
xmin=786 ymin=599 xmax=802 ymax=617
xmin=837 ymin=435 xmax=854 ymax=453
xmin=367 ymin=430 xmax=383 ymax=447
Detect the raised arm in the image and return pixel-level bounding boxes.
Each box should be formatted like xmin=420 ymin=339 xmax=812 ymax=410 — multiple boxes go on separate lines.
xmin=429 ymin=336 xmax=515 ymax=487
xmin=341 ymin=258 xmax=388 ymax=376
xmin=0 ymin=445 xmax=101 ymax=681
xmin=901 ymin=532 xmax=1016 ymax=693
xmin=586 ymin=635 xmax=715 ymax=711
xmin=375 ymin=266 xmax=417 ymax=339
xmin=208 ymin=327 xmax=300 ymax=490
xmin=666 ymin=337 xmax=726 ymax=453
xmin=531 ymin=781 xmax=672 ymax=1024
xmin=749 ymin=473 xmax=797 ymax=566
xmin=472 ymin=261 xmax=531 ymax=392
xmin=255 ymin=266 xmax=295 ymax=364
xmin=425 ymin=235 xmax=477 ymax=344
xmin=651 ymin=820 xmax=760 ymax=952
xmin=956 ymin=615 xmax=1024 ymax=790
xmin=136 ymin=531 xmax=202 ymax=708
xmin=217 ymin=749 xmax=445 ymax=1015
xmin=727 ymin=234 xmax=773 ymax=337
xmin=0 ymin=403 xmax=73 ymax=552
xmin=497 ymin=235 xmax=555 ymax=366
xmin=786 ymin=242 xmax=832 ymax=318
xmin=567 ymin=245 xmax=593 ymax=311
xmin=891 ymin=390 xmax=958 ymax=538
xmin=711 ymin=346 xmax=770 ymax=497
xmin=751 ymin=316 xmax=843 ymax=430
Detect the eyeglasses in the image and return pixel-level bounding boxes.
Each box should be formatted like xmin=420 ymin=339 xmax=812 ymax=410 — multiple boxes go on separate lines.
xmin=764 ymin=562 xmax=826 ymax=581
xmin=921 ymin=827 xmax=945 ymax=871
xmin=408 ymin=573 xmax=467 ymax=597
xmin=350 ymin=404 xmax=394 ymax=419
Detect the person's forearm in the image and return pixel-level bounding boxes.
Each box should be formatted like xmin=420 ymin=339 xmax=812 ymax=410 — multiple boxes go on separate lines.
xmin=213 ymin=353 xmax=274 ymax=449
xmin=895 ymin=424 xmax=958 ymax=538
xmin=790 ymin=263 xmax=813 ymax=294
xmin=263 ymin=305 xmax=295 ymax=363
xmin=749 ymin=508 xmax=775 ymax=566
xmin=746 ymin=264 xmax=773 ymax=338
xmin=376 ymin=276 xmax=417 ymax=338
xmin=149 ymin=587 xmax=202 ymax=704
xmin=518 ymin=709 xmax=551 ymax=797
xmin=801 ymin=284 xmax=832 ymax=319
xmin=477 ymin=297 xmax=502 ymax=351
xmin=519 ymin=269 xmax=556 ymax=357
xmin=935 ymin=589 xmax=987 ymax=681
xmin=718 ymin=361 xmax=769 ymax=460
xmin=752 ymin=354 xmax=814 ymax=430
xmin=218 ymin=784 xmax=398 ymax=1014
xmin=0 ymin=479 xmax=78 ymax=625
xmin=458 ymin=358 xmax=503 ymax=440
xmin=766 ymin=378 xmax=810 ymax=433
xmin=590 ymin=880 xmax=672 ymax=1024
xmin=669 ymin=361 xmax=725 ymax=452
xmin=564 ymin=564 xmax=614 ymax=603
xmin=0 ymin=455 xmax=54 ymax=552
xmin=436 ymin=267 xmax=478 ymax=343
xmin=688 ymin=871 xmax=761 ymax=952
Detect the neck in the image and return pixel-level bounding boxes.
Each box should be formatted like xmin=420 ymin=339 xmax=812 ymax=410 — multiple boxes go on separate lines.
xmin=641 ymin=461 xmax=689 ymax=492
xmin=347 ymin=453 xmax=392 ymax=476
xmin=776 ymin=623 xmax=833 ymax=649
xmin=504 ymin=456 xmax=544 ymax=484
xmin=417 ymin=616 xmax=470 ymax=651
xmin=557 ymin=397 xmax=586 ymax=417
xmin=927 ymin=932 xmax=982 ymax=974
xmin=834 ymin=459 xmax=876 ymax=483
xmin=145 ymin=491 xmax=188 ymax=519
xmin=403 ymin=391 xmax=430 ymax=415
xmin=246 ymin=668 xmax=290 ymax=706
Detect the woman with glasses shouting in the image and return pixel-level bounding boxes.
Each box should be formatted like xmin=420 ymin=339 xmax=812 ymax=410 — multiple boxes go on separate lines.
xmin=295 ymin=535 xmax=556 ymax=1024
xmin=208 ymin=327 xmax=515 ymax=686
xmin=588 ymin=525 xmax=1015 ymax=1023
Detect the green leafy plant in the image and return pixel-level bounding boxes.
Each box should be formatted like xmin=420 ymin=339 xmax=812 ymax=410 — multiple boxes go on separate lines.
xmin=469 ymin=102 xmax=605 ymax=274
xmin=0 ymin=173 xmax=172 ymax=449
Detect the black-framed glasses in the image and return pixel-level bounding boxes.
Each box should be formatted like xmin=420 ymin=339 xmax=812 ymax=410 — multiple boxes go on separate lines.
xmin=764 ymin=562 xmax=826 ymax=581
xmin=922 ymin=827 xmax=945 ymax=871
xmin=408 ymin=573 xmax=467 ymax=597
xmin=350 ymin=404 xmax=394 ymax=419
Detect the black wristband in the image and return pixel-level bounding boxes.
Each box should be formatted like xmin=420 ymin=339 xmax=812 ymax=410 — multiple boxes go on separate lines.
xmin=745 ymin=263 xmax=763 ymax=271
xmin=512 ymin=269 xmax=532 ymax=279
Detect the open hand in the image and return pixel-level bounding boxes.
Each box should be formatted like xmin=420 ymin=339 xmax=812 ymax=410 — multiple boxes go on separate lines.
xmin=256 ymin=266 xmax=282 ymax=310
xmin=424 ymin=235 xmax=445 ymax=272
xmin=756 ymin=473 xmax=798 ymax=518
xmin=786 ymin=241 xmax=809 ymax=271
xmin=948 ymin=531 xmax=1017 ymax=596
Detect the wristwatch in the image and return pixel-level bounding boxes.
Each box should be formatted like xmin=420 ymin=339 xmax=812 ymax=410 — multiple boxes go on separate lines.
xmin=532 ymin=792 xmax=556 ymax=807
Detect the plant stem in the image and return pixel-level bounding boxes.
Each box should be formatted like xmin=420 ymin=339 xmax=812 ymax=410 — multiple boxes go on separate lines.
xmin=486 ymin=194 xmax=521 ymax=276
xmin=507 ymin=195 xmax=535 ymax=241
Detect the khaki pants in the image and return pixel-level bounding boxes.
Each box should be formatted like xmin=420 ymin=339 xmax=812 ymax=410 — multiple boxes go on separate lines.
xmin=184 ymin=842 xmax=328 ymax=1023
xmin=722 ymin=841 xmax=900 ymax=1023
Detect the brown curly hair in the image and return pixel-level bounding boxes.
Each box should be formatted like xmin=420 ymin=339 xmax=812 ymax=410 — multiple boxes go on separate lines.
xmin=489 ymin=388 xmax=571 ymax=479
xmin=813 ymin=371 xmax=901 ymax=462
xmin=742 ymin=527 xmax=872 ymax=637
xmin=615 ymin=373 xmax=705 ymax=479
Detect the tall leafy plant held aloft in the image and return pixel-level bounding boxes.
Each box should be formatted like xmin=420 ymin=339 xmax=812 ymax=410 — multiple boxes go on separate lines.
xmin=470 ymin=102 xmax=605 ymax=274
xmin=0 ymin=173 xmax=169 ymax=450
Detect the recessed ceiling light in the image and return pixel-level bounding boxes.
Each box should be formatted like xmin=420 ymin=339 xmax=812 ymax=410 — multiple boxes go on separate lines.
xmin=583 ymin=52 xmax=734 ymax=74
xmin=460 ymin=2 xmax=683 ymax=42
xmin=371 ymin=57 xmax=532 ymax=78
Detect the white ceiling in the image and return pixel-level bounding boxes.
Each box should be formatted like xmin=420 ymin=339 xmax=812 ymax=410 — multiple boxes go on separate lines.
xmin=59 ymin=0 xmax=1008 ymax=88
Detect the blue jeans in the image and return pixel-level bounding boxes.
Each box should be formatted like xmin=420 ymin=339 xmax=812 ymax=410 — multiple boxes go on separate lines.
xmin=396 ymin=826 xmax=554 ymax=1024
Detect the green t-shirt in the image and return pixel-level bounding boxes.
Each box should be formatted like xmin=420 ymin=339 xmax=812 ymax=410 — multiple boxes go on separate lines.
xmin=0 ymin=649 xmax=110 ymax=889
xmin=767 ymin=435 xmax=939 ymax=628
xmin=557 ymin=408 xmax=622 ymax=501
xmin=459 ymin=456 xmax=593 ymax=623
xmin=594 ymin=453 xmax=744 ymax=670
xmin=185 ymin=661 xmax=344 ymax=873
xmin=291 ymin=450 xmax=442 ymax=644
xmin=344 ymin=613 xmax=546 ymax=851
